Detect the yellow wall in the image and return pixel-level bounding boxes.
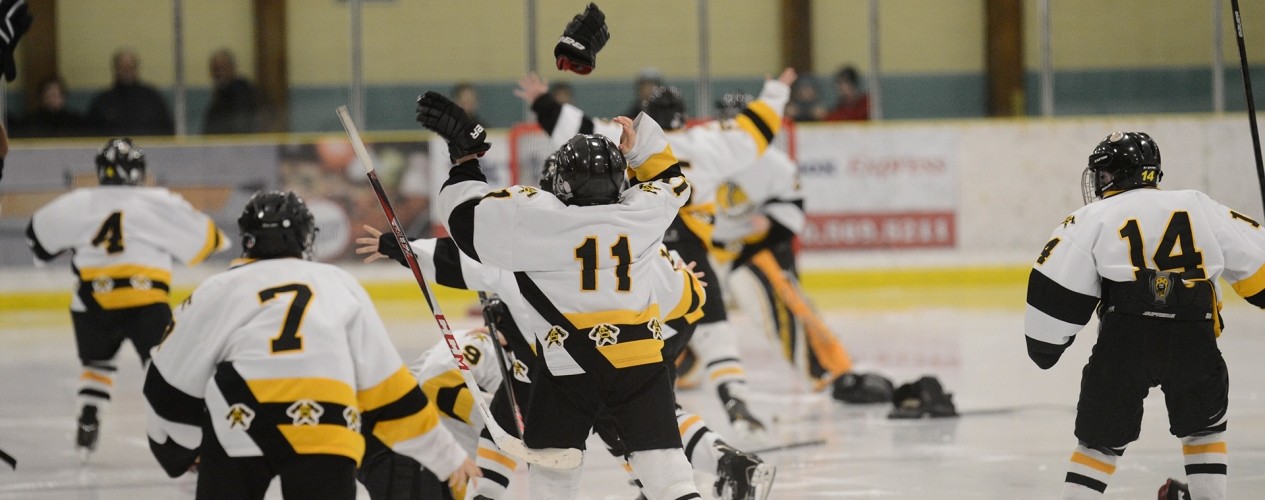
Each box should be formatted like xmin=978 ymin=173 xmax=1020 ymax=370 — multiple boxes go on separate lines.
xmin=813 ymin=0 xmax=984 ymax=76
xmin=49 ymin=0 xmax=1265 ymax=93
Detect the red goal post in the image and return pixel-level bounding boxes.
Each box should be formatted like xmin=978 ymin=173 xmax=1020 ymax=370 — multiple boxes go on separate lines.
xmin=507 ymin=118 xmax=798 ymax=185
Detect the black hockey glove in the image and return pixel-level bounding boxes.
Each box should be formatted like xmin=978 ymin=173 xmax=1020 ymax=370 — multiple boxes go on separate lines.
xmin=554 ymin=3 xmax=609 ymax=75
xmin=377 ymin=231 xmax=409 ymax=268
xmin=0 ymin=0 xmax=32 ymax=82
xmin=416 ymin=91 xmax=490 ymax=163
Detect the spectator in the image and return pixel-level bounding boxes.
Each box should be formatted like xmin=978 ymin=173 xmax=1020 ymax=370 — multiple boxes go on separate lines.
xmin=785 ymin=76 xmax=826 ymax=122
xmin=549 ymin=81 xmax=574 ymax=105
xmin=87 ymin=49 xmax=174 ymax=136
xmin=451 ymin=82 xmax=482 ymax=125
xmin=13 ymin=76 xmax=90 ymax=138
xmin=623 ymin=67 xmax=663 ymax=117
xmin=825 ymin=65 xmax=870 ymax=121
xmin=202 ymin=49 xmax=262 ymax=135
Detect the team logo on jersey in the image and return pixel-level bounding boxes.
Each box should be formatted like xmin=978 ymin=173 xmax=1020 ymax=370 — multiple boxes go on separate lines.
xmin=1150 ymin=271 xmax=1175 ymax=306
xmin=518 ymin=186 xmax=540 ymax=198
xmin=225 ymin=403 xmax=256 ymax=430
xmin=512 ymin=359 xmax=530 ymax=383
xmin=343 ymin=407 xmax=362 ymax=433
xmin=286 ymin=400 xmax=324 ymax=426
xmin=129 ymin=275 xmax=153 ymax=291
xmin=545 ymin=326 xmax=569 ymax=348
xmin=589 ymin=324 xmax=620 ymax=347
xmin=1061 ymin=215 xmax=1076 ymax=228
xmin=91 ymin=276 xmax=114 ymax=293
xmin=648 ymin=318 xmax=663 ymax=340
xmin=639 ymin=183 xmax=661 ymax=194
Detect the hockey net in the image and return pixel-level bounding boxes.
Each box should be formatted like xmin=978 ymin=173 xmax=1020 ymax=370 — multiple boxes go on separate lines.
xmin=507 ymin=119 xmax=798 ymax=185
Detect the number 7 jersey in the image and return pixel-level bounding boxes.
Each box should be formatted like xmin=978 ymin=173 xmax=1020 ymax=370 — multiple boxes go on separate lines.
xmin=1025 ymin=188 xmax=1265 ymax=349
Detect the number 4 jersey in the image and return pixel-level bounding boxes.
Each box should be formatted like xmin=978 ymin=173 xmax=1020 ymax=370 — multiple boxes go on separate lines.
xmin=26 ymin=186 xmax=229 ymax=312
xmin=1026 ymin=188 xmax=1265 ymax=351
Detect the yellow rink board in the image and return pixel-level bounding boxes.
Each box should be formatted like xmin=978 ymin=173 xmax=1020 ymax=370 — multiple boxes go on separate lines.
xmin=0 ymin=265 xmax=1034 ymax=317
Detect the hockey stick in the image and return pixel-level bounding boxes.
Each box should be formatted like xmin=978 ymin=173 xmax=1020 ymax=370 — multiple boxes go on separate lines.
xmin=336 ymin=106 xmax=581 ymax=469
xmin=477 ymin=291 xmax=526 ymax=436
xmin=748 ymin=250 xmax=853 ymax=390
xmin=1232 ymin=0 xmax=1265 ymax=211
xmin=748 ymin=438 xmax=827 ymax=455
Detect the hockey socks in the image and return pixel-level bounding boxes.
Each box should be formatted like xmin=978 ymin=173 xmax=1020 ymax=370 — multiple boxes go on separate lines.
xmin=693 ymin=322 xmax=747 ymax=390
xmin=78 ymin=360 xmax=115 ymax=410
xmin=677 ymin=407 xmax=723 ymax=474
xmin=1180 ymin=432 xmax=1227 ymax=500
xmin=1062 ymin=442 xmax=1122 ymax=499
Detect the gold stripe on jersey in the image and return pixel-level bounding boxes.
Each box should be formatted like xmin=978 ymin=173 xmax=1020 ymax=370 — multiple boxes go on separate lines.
xmin=246 ymin=377 xmax=357 ymax=407
xmin=734 ymin=101 xmax=780 ymax=154
xmin=680 ymin=203 xmax=716 ymax=249
xmin=564 ymin=304 xmax=661 ymax=330
xmin=478 ymin=447 xmax=518 ymax=470
xmin=667 ymin=270 xmax=705 ymax=321
xmin=189 ymin=221 xmax=226 ymax=266
xmin=421 ymin=370 xmax=475 ymax=423
xmin=597 ymin=338 xmax=664 ymax=368
xmin=631 ymin=143 xmax=679 ymax=182
xmin=373 ymin=401 xmax=443 ymax=448
xmin=277 ymin=423 xmax=365 ymax=465
xmin=77 ymin=264 xmax=173 ymax=309
xmin=358 ymin=366 xmax=419 ymax=412
xmin=1230 ymin=263 xmax=1265 ymax=300
xmin=1070 ymin=451 xmax=1116 ymax=474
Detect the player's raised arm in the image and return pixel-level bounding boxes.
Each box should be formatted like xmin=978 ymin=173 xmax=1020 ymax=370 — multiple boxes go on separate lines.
xmin=517 ymin=72 xmax=623 ymax=147
xmin=355 ymin=226 xmax=500 ymax=292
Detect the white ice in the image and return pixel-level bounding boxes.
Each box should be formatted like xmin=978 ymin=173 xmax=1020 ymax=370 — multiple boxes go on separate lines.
xmin=3 ymin=286 xmax=1265 ymax=499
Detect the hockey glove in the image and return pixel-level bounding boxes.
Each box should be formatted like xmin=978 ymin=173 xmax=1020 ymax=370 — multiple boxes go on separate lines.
xmin=0 ymin=0 xmax=32 ymax=82
xmin=377 ymin=231 xmax=409 ymax=268
xmin=554 ymin=3 xmax=609 ymax=75
xmin=416 ymin=91 xmax=491 ymax=163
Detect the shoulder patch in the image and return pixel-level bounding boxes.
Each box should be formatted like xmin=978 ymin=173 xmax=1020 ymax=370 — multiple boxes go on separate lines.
xmin=1061 ymin=215 xmax=1076 ymax=228
xmin=639 ymin=183 xmax=662 ymax=194
xmin=517 ymin=186 xmax=540 ymax=198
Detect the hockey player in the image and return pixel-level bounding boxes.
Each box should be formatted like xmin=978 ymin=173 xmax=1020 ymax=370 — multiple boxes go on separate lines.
xmin=25 ymin=138 xmax=230 ymax=460
xmin=418 ymin=88 xmax=706 ymax=499
xmin=690 ymin=93 xmax=895 ymax=405
xmin=358 ymin=225 xmax=776 ymax=499
xmin=1024 ymin=132 xmax=1265 ymax=500
xmin=142 ymin=191 xmax=478 ymax=499
xmin=514 ymin=69 xmax=796 ymax=439
xmin=357 ymin=326 xmax=507 ymax=500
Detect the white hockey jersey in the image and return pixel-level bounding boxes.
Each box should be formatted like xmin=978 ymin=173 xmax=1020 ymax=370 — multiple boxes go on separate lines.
xmin=1025 ymin=188 xmax=1265 ymax=350
xmin=143 ymin=258 xmax=466 ymax=479
xmin=407 ymin=329 xmax=506 ymax=453
xmin=27 ymin=186 xmax=229 ymax=311
xmin=533 ymin=79 xmax=791 ymax=246
xmin=436 ymin=115 xmax=706 ymax=376
xmin=712 ymin=145 xmax=805 ymax=245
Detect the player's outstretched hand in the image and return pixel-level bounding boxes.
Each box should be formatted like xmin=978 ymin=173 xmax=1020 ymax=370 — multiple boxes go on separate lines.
xmin=449 ymin=457 xmax=482 ymax=489
xmin=514 ymin=72 xmax=549 ymax=104
xmin=681 ymin=261 xmax=707 ymax=287
xmin=355 ymin=225 xmax=406 ymax=265
xmin=416 ymin=91 xmax=491 ymax=163
xmin=555 ymin=2 xmax=609 ymax=75
xmin=775 ymin=67 xmax=797 ymax=87
xmin=613 ymin=116 xmax=635 ymax=155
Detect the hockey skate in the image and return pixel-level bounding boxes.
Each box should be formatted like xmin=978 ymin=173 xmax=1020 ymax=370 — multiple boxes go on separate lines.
xmin=887 ymin=376 xmax=958 ymax=419
xmin=831 ymin=372 xmax=894 ymax=404
xmin=723 ymin=397 xmax=767 ymax=442
xmin=76 ymin=405 xmax=100 ymax=463
xmin=714 ymin=443 xmax=776 ymax=500
xmin=1157 ymin=478 xmax=1191 ymax=500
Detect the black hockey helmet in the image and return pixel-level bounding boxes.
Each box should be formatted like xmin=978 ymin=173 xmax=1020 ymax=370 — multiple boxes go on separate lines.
xmin=1082 ymin=131 xmax=1162 ymax=204
xmin=547 ymin=134 xmax=628 ymax=206
xmin=715 ymin=91 xmax=754 ymax=121
xmin=96 ymin=138 xmax=146 ymax=186
xmin=642 ymin=85 xmax=686 ymax=131
xmin=237 ymin=191 xmax=317 ymax=260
